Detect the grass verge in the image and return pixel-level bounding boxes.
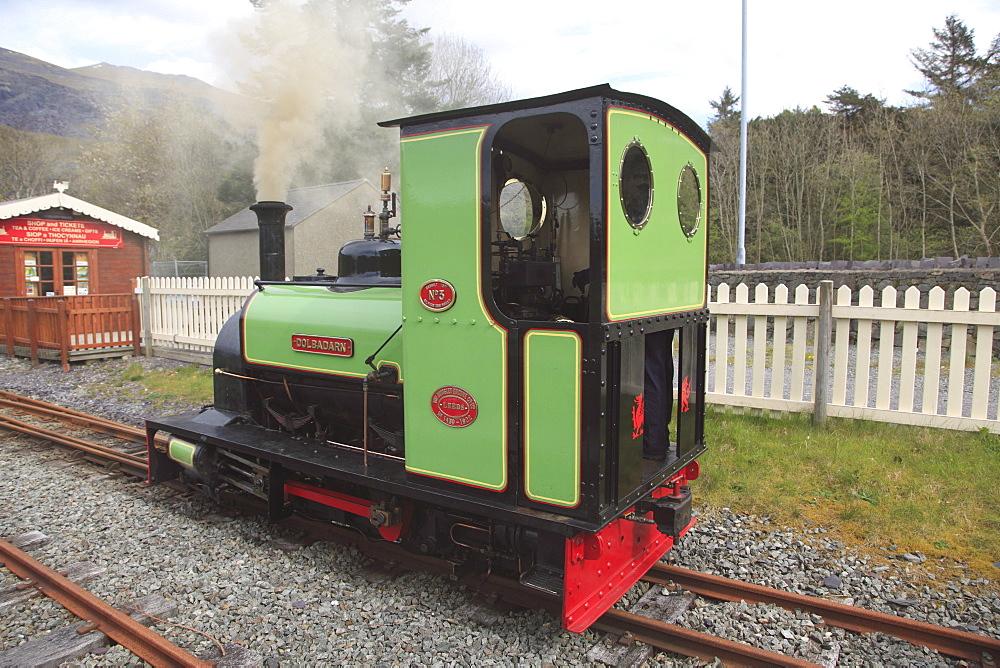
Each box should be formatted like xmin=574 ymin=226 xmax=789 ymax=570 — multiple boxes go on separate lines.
xmin=701 ymin=408 xmax=1000 ymax=575
xmin=116 ymin=362 xmax=214 ymax=409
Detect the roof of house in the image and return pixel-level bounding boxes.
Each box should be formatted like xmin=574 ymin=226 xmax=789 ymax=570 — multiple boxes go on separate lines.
xmin=0 ymin=183 xmax=160 ymax=240
xmin=205 ymin=180 xmax=375 ymax=235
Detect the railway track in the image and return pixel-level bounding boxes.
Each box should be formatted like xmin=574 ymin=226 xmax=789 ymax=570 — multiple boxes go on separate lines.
xmin=1 ymin=389 xmax=997 ymax=666
xmin=0 ymin=534 xmax=210 ymax=667
xmin=646 ymin=563 xmax=1000 ymax=665
xmin=0 ymin=389 xmax=151 ymax=477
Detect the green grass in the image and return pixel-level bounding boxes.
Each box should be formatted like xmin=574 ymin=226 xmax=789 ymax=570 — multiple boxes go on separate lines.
xmin=115 ymin=362 xmax=214 ymax=408
xmin=700 ymin=409 xmax=1000 ymax=574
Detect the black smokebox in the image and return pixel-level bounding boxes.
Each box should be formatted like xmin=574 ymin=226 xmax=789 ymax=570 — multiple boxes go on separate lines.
xmin=250 ymin=200 xmax=293 ymax=282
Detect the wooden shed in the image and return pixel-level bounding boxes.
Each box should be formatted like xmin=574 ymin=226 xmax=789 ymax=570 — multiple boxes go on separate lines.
xmin=205 ymin=180 xmax=379 ymax=278
xmin=0 ymin=182 xmax=158 ymax=368
xmin=0 ymin=182 xmax=158 ymax=297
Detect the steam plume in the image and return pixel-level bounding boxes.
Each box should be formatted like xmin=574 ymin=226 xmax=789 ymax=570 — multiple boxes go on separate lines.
xmin=226 ymin=0 xmax=372 ymax=201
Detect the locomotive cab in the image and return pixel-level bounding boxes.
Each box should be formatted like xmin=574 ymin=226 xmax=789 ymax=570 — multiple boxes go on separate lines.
xmin=386 ymin=85 xmax=709 ymax=518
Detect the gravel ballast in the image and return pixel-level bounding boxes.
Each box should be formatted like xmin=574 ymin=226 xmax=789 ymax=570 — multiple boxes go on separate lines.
xmin=0 ymin=356 xmax=997 ymax=666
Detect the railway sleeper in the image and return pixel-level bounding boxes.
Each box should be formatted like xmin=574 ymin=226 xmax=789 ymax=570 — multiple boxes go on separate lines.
xmin=0 ymin=593 xmax=179 ymax=668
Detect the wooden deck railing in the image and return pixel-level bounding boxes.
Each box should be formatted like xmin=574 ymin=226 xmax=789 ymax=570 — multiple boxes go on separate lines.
xmin=0 ymin=294 xmax=140 ymax=371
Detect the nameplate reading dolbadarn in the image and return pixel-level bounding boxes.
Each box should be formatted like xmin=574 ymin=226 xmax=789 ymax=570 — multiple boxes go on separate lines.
xmin=291 ymin=334 xmax=354 ymax=357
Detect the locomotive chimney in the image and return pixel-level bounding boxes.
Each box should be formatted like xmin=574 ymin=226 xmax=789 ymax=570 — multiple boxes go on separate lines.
xmin=250 ymin=200 xmax=293 ymax=282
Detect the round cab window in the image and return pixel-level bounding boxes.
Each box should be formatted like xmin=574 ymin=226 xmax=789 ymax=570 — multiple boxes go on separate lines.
xmin=676 ymin=163 xmax=702 ymax=238
xmin=619 ymin=142 xmax=653 ymax=230
xmin=499 ymin=179 xmax=546 ymax=240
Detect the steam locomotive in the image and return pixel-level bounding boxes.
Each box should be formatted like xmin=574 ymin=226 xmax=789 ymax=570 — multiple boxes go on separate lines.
xmin=145 ymin=85 xmax=710 ymax=632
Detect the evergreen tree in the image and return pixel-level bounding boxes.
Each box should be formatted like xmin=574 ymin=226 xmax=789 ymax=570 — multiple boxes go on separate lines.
xmin=236 ymin=0 xmax=437 ymax=195
xmin=709 ymin=86 xmax=740 ymax=129
xmin=973 ymin=33 xmax=1000 ymax=105
xmin=825 ymin=86 xmax=883 ymax=121
xmin=908 ymin=14 xmax=984 ymax=101
xmin=706 ymin=87 xmax=741 ymax=263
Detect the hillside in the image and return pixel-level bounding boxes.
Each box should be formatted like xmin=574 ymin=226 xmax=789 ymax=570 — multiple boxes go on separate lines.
xmin=73 ymin=62 xmax=263 ymax=132
xmin=0 ymin=48 xmax=262 ymax=138
xmin=0 ymin=48 xmax=114 ymax=137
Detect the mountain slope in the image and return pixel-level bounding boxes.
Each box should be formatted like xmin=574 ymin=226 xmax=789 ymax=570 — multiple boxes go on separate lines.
xmin=73 ymin=62 xmax=263 ymax=132
xmin=0 ymin=48 xmax=114 ymax=137
xmin=0 ymin=48 xmax=262 ymax=138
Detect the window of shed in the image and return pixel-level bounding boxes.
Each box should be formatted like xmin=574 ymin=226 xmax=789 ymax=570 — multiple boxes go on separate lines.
xmin=619 ymin=142 xmax=653 ymax=230
xmin=20 ymin=249 xmax=92 ymax=296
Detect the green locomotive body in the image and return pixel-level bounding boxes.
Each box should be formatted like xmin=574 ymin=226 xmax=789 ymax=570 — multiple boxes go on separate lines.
xmin=146 ymin=85 xmax=710 ymax=632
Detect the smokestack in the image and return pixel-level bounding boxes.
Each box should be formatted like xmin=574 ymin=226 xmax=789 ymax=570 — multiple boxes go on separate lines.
xmin=250 ymin=200 xmax=293 ymax=282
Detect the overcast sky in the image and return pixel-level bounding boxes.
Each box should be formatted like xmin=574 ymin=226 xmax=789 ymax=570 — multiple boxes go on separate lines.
xmin=4 ymin=0 xmax=1000 ymax=126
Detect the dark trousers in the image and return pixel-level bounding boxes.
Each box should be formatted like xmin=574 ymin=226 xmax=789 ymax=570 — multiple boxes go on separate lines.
xmin=643 ymin=328 xmax=675 ymax=459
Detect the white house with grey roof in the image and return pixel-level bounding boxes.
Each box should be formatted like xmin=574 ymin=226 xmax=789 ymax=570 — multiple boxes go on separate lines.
xmin=204 ymin=180 xmax=380 ymax=278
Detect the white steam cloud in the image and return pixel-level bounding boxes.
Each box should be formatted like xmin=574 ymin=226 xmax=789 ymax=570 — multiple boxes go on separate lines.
xmin=225 ymin=0 xmax=372 ymax=202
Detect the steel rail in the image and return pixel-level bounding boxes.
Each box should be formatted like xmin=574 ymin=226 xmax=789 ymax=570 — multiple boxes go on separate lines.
xmin=0 ymin=538 xmax=211 ymax=667
xmin=595 ymin=608 xmax=823 ymax=668
xmin=0 ymin=389 xmax=154 ymax=444
xmin=0 ymin=413 xmax=147 ymax=475
xmin=648 ymin=563 xmax=1000 ymax=664
xmin=471 ymin=572 xmax=821 ymax=667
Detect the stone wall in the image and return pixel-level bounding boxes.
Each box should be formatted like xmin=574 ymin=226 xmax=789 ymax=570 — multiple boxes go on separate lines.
xmin=709 ymin=258 xmax=1000 ymax=309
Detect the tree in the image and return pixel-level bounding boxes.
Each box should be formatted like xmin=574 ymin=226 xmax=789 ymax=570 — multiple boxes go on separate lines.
xmin=706 ymin=87 xmax=741 ymax=263
xmin=703 ymin=16 xmax=1000 ymax=265
xmin=906 ymin=98 xmax=1000 ymax=257
xmin=0 ymin=127 xmax=76 ymax=201
xmin=973 ymin=33 xmax=1000 ymax=105
xmin=235 ymin=0 xmax=440 ymax=198
xmin=708 ymin=86 xmax=740 ymax=129
xmin=909 ymin=14 xmax=985 ymax=101
xmin=425 ymin=33 xmax=512 ymax=110
xmin=76 ymin=92 xmax=251 ymax=261
xmin=825 ymin=86 xmax=883 ymax=122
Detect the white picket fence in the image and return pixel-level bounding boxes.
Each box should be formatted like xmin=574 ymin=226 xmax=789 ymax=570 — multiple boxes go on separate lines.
xmin=709 ymin=282 xmax=1000 ymax=433
xmin=135 ymin=276 xmax=257 ymax=362
xmin=134 ymin=276 xmax=1000 ymax=434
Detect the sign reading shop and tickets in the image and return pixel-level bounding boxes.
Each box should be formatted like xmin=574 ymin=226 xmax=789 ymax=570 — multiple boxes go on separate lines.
xmin=0 ymin=217 xmax=123 ymax=248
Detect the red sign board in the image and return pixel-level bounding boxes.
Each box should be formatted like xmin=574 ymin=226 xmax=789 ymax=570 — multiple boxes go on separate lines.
xmin=431 ymin=386 xmax=478 ymax=428
xmin=419 ymin=279 xmax=456 ymax=312
xmin=0 ymin=217 xmax=123 ymax=248
xmin=291 ymin=334 xmax=354 ymax=357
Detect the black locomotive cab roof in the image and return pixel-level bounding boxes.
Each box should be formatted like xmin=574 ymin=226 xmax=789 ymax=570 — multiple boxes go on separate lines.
xmin=378 ymin=84 xmax=712 ymax=154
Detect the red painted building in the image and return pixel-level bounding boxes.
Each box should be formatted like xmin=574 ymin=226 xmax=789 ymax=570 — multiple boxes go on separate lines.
xmin=0 ymin=183 xmax=158 ymax=297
